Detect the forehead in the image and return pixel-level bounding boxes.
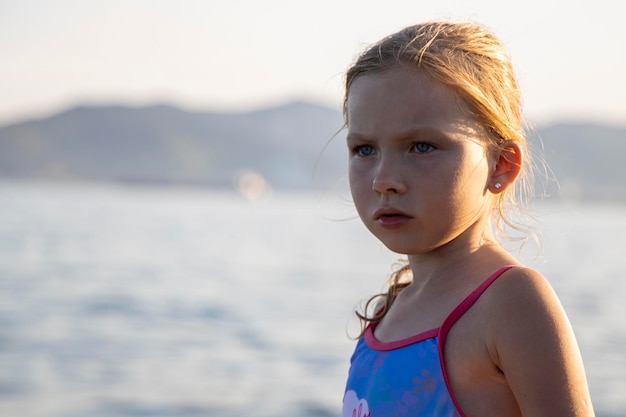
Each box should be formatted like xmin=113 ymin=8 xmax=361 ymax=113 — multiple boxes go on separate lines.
xmin=346 ymin=66 xmax=480 ymax=137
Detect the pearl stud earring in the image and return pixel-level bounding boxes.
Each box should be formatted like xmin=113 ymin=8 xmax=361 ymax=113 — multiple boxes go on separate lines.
xmin=494 ymin=182 xmax=502 ymax=189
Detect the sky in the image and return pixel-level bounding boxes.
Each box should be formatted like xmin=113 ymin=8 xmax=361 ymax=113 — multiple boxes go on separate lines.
xmin=1 ymin=0 xmax=625 ymax=127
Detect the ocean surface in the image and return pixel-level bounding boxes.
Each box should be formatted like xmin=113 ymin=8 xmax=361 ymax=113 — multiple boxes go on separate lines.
xmin=0 ymin=181 xmax=624 ymax=417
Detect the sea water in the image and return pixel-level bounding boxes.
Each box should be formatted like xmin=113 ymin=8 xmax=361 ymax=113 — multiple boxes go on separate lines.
xmin=0 ymin=181 xmax=624 ymax=417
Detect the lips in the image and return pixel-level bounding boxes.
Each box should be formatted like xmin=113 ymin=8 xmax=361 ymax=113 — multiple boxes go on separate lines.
xmin=374 ymin=208 xmax=413 ymax=229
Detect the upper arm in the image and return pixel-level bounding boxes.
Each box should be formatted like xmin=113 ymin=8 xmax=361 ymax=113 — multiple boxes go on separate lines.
xmin=487 ymin=267 xmax=595 ymax=416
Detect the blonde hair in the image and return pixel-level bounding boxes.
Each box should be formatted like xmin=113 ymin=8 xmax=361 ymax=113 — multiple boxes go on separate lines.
xmin=344 ymin=20 xmax=534 ymax=334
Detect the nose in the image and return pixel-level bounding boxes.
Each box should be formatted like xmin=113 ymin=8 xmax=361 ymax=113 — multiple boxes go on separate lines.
xmin=372 ymin=157 xmax=407 ymax=195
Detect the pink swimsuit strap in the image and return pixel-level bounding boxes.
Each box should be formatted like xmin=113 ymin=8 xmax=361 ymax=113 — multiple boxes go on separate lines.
xmin=441 ymin=265 xmax=515 ymax=335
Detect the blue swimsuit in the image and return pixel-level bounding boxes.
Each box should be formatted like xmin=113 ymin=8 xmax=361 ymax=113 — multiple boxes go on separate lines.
xmin=343 ymin=266 xmax=514 ymax=417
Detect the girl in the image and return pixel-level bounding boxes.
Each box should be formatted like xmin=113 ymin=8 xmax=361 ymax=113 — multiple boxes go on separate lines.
xmin=341 ymin=21 xmax=594 ymax=417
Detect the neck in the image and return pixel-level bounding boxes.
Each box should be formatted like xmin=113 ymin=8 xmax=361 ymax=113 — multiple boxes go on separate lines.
xmin=405 ymin=222 xmax=508 ymax=290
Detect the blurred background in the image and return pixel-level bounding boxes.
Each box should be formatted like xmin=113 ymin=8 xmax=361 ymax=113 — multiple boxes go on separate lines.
xmin=1 ymin=1 xmax=625 ymax=416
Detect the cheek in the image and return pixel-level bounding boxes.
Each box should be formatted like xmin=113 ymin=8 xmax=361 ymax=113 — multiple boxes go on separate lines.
xmin=348 ymin=170 xmax=365 ymax=202
xmin=459 ymin=147 xmax=491 ymax=186
xmin=348 ymin=161 xmax=369 ymax=190
xmin=348 ymin=166 xmax=373 ymax=213
xmin=450 ymin=160 xmax=492 ymax=213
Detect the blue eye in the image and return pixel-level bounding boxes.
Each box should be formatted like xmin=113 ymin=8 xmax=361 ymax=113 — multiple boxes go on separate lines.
xmin=412 ymin=142 xmax=435 ymax=153
xmin=355 ymin=145 xmax=375 ymax=157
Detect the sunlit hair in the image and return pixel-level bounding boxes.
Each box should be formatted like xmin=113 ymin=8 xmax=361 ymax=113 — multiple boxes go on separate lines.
xmin=343 ymin=20 xmax=535 ymax=335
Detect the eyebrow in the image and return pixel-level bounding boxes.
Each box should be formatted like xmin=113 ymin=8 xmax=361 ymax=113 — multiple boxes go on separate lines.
xmin=346 ymin=127 xmax=446 ymax=142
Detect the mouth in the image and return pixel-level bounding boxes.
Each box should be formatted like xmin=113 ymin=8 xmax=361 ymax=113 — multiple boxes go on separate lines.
xmin=374 ymin=208 xmax=411 ymax=219
xmin=374 ymin=208 xmax=413 ymax=229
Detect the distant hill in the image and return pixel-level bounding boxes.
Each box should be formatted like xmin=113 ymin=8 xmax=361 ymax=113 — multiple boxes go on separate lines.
xmin=0 ymin=101 xmax=624 ymax=202
xmin=0 ymin=101 xmax=347 ymax=190
xmin=531 ymin=123 xmax=626 ymax=202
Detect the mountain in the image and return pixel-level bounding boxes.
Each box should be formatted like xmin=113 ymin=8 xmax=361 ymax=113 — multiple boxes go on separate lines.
xmin=0 ymin=101 xmax=347 ymax=190
xmin=529 ymin=123 xmax=626 ymax=202
xmin=0 ymin=101 xmax=624 ymax=202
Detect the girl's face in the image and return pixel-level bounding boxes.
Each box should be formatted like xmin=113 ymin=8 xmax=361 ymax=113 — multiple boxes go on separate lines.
xmin=346 ymin=66 xmax=496 ymax=256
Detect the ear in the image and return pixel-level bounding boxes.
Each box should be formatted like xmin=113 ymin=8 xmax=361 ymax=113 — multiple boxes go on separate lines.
xmin=489 ymin=142 xmax=522 ymax=193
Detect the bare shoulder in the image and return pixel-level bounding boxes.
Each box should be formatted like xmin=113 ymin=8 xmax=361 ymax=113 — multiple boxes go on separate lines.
xmin=481 ymin=266 xmax=595 ymax=416
xmin=481 ymin=266 xmax=567 ymax=364
xmin=483 ymin=266 xmax=572 ymax=357
xmin=487 ymin=265 xmax=553 ymax=296
xmin=485 ymin=266 xmax=562 ymax=316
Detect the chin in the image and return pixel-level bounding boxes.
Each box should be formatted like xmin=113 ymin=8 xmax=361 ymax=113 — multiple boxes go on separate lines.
xmin=379 ymin=241 xmax=422 ymax=256
xmin=379 ymin=236 xmax=446 ymax=256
